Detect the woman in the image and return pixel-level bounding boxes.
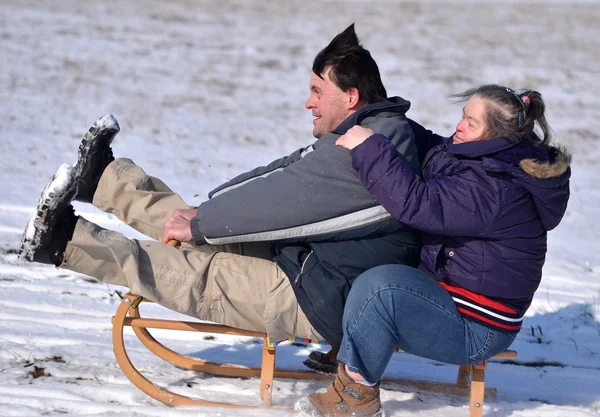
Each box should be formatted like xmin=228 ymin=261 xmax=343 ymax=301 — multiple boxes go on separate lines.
xmin=297 ymin=85 xmax=571 ymax=417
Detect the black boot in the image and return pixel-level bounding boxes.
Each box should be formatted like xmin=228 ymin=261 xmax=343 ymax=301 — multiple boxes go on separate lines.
xmin=303 ymin=345 xmax=340 ymax=375
xmin=73 ymin=113 xmax=120 ymax=203
xmin=20 ymin=164 xmax=79 ymax=266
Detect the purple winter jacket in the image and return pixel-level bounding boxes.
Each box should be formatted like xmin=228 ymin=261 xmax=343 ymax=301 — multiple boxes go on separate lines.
xmin=350 ymin=121 xmax=571 ymax=332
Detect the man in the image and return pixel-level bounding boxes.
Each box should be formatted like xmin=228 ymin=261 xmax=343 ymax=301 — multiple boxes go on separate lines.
xmin=20 ymin=24 xmax=420 ymax=350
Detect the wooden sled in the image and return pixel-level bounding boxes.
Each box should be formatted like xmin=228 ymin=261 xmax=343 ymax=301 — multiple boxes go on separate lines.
xmin=112 ymin=293 xmax=517 ymax=416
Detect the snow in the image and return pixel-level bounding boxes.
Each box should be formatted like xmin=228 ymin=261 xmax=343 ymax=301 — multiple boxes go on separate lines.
xmin=95 ymin=113 xmax=119 ymax=132
xmin=23 ymin=218 xmax=35 ymax=242
xmin=40 ymin=165 xmax=74 ymax=203
xmin=1 ymin=0 xmax=599 ymax=416
xmin=20 ymin=164 xmax=74 ymax=260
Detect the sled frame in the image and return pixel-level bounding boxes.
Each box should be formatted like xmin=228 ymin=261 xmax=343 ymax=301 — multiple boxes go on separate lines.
xmin=112 ymin=293 xmax=517 ymax=415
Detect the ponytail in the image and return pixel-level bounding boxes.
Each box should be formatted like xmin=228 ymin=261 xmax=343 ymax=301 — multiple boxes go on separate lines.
xmin=520 ymin=90 xmax=551 ymax=146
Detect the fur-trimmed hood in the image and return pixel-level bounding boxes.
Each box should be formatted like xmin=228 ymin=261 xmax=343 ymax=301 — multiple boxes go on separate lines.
xmin=448 ymin=136 xmax=571 ymax=232
xmin=520 ymin=145 xmax=572 ymax=179
xmin=508 ymin=144 xmax=571 ymax=231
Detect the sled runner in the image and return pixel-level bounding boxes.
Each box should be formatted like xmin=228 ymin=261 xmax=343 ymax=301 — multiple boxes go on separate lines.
xmin=112 ymin=292 xmax=517 ymax=416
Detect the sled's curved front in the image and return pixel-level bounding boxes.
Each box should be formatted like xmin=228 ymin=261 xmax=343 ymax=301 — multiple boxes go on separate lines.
xmin=126 ymin=298 xmax=329 ymax=381
xmin=112 ymin=293 xmax=331 ymax=409
xmin=111 ymin=293 xmax=298 ymax=409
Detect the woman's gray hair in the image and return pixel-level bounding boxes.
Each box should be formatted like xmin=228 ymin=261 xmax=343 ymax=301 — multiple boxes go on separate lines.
xmin=451 ymin=84 xmax=551 ymax=146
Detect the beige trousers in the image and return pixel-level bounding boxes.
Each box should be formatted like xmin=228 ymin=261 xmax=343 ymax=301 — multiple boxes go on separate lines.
xmin=62 ymin=158 xmax=322 ymax=342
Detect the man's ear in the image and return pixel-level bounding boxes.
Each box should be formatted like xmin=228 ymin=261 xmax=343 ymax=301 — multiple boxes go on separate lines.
xmin=346 ymin=87 xmax=362 ymax=110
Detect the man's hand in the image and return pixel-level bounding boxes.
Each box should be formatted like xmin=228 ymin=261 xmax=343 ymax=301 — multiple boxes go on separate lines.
xmin=335 ymin=126 xmax=376 ymax=150
xmin=172 ymin=208 xmax=198 ymax=221
xmin=161 ymin=209 xmax=197 ymax=244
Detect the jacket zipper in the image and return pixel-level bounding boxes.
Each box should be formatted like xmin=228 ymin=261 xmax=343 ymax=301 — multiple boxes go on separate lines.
xmin=294 ymin=250 xmax=314 ymax=285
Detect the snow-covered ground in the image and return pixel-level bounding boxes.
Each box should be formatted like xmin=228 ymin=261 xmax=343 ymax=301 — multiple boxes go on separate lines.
xmin=1 ymin=1 xmax=599 ymax=416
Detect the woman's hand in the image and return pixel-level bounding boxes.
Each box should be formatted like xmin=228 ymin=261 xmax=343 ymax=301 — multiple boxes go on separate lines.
xmin=335 ymin=126 xmax=376 ymax=150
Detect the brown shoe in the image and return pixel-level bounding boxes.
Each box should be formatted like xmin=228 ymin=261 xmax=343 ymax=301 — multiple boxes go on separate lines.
xmin=303 ymin=346 xmax=340 ymax=375
xmin=296 ymin=363 xmax=382 ymax=417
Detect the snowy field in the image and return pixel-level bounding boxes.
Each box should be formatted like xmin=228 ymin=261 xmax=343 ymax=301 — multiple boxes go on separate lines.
xmin=1 ymin=1 xmax=599 ymax=416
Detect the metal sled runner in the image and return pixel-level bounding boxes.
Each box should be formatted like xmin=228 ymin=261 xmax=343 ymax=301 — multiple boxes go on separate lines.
xmin=112 ymin=293 xmax=517 ymax=416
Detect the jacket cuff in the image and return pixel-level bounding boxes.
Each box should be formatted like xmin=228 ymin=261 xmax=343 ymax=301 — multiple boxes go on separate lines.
xmin=190 ymin=217 xmax=207 ymax=246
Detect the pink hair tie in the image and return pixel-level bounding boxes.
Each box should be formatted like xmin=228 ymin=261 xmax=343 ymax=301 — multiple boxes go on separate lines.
xmin=522 ymin=96 xmax=530 ymax=106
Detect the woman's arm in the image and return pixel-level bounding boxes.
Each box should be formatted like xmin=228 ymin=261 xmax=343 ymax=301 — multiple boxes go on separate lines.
xmin=351 ymin=134 xmax=501 ymax=237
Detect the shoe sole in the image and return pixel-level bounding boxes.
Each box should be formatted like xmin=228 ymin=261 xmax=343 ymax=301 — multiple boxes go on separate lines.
xmin=20 ymin=164 xmax=78 ymax=261
xmin=73 ymin=113 xmax=120 ymax=179
xmin=303 ymin=358 xmax=339 ymax=375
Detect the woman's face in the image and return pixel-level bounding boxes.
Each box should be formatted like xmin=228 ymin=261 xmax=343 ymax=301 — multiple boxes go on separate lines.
xmin=453 ymin=95 xmax=487 ymax=144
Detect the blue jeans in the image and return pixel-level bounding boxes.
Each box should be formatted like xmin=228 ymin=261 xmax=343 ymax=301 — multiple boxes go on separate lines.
xmin=339 ymin=265 xmax=517 ymax=385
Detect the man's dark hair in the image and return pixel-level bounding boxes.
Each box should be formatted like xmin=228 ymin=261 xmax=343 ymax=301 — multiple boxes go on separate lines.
xmin=312 ymin=23 xmax=387 ymax=104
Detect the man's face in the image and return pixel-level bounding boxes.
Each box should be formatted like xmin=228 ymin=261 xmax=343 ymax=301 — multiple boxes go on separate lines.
xmin=305 ymin=68 xmax=353 ymax=138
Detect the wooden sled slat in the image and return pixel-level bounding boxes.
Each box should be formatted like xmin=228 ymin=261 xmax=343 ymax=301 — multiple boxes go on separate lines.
xmin=123 ymin=316 xmax=266 ymax=337
xmin=112 ymin=293 xmax=517 ymax=416
xmin=122 ymin=308 xmax=330 ymax=381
